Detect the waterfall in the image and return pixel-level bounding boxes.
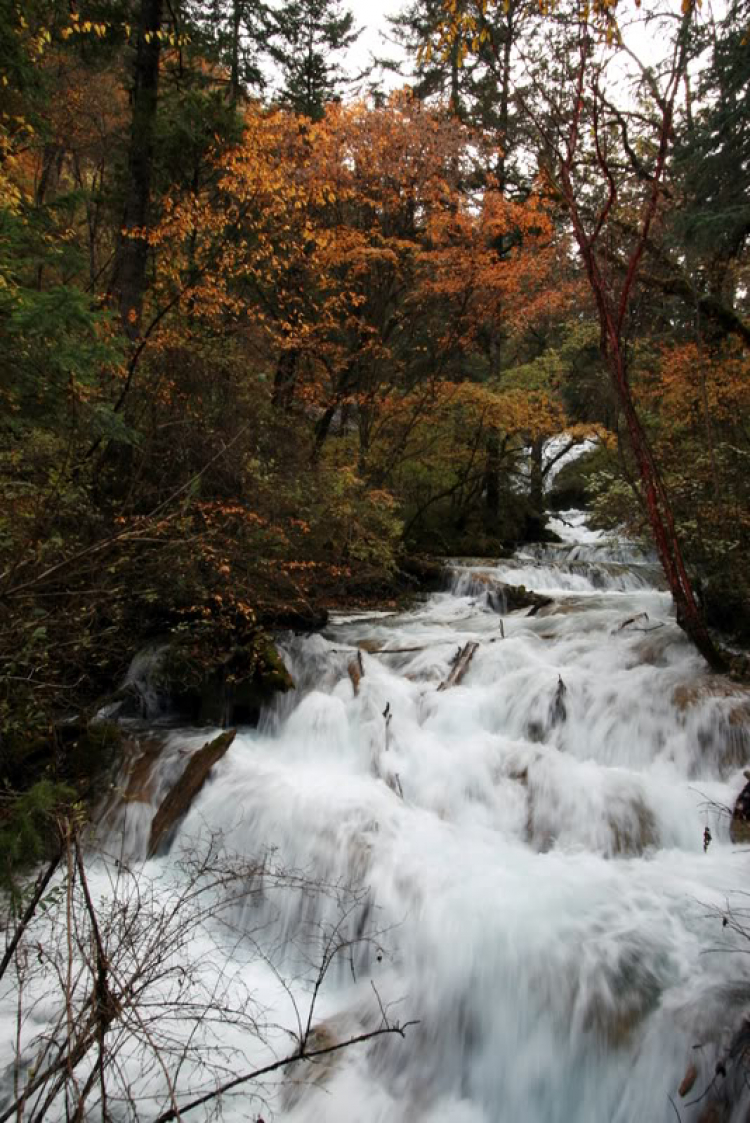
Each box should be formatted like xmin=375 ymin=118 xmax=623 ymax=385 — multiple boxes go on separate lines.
xmin=4 ymin=510 xmax=750 ymax=1123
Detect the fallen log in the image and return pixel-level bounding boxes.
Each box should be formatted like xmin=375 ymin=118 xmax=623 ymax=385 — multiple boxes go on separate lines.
xmin=437 ymin=642 xmax=479 ymax=691
xmin=357 ymin=644 xmax=428 ymax=655
xmin=612 ymin=612 xmax=649 ymax=634
xmin=148 ymin=729 xmax=236 ymax=858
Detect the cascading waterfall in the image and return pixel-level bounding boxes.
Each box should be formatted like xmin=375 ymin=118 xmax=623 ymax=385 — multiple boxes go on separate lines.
xmin=4 ymin=510 xmax=750 ymax=1123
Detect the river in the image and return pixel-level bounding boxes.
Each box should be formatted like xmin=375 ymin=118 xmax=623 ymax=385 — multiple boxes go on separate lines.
xmin=4 ymin=510 xmax=750 ymax=1122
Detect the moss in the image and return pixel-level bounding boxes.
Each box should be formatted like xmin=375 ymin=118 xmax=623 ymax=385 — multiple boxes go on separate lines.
xmin=0 ymin=778 xmax=76 ymax=892
xmin=150 ymin=632 xmax=294 ymax=726
xmin=257 ymin=641 xmax=294 ymax=692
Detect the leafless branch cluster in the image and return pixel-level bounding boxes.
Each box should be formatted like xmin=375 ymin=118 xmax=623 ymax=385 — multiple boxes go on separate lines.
xmin=0 ymin=824 xmax=415 ymax=1122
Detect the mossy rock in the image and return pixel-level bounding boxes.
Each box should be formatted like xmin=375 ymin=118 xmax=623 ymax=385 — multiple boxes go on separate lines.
xmin=152 ymin=634 xmax=295 ymax=727
xmin=399 ymin=555 xmax=447 ymax=592
xmin=257 ymin=640 xmax=294 ymax=692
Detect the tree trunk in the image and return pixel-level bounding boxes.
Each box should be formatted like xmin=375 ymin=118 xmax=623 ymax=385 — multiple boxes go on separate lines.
xmin=496 ymin=8 xmax=514 ymax=192
xmin=551 ymin=12 xmax=727 ymax=671
xmin=484 ymin=429 xmax=500 ymax=523
xmin=611 ymin=351 xmax=727 ymax=670
xmin=529 ymin=435 xmax=544 ymax=515
xmin=110 ymin=0 xmax=163 ymax=340
xmin=272 ymin=348 xmax=298 ymax=410
xmin=230 ymin=0 xmax=243 ymax=103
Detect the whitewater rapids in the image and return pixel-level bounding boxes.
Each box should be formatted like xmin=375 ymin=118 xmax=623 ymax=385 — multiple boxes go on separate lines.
xmin=5 ymin=511 xmax=750 ymax=1122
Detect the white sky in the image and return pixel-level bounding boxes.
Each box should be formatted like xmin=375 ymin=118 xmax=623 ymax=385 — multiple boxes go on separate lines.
xmin=345 ymin=0 xmax=409 ymax=86
xmin=338 ymin=0 xmax=722 ymax=104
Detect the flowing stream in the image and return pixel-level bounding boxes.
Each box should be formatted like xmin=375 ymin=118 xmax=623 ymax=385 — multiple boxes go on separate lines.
xmin=5 ymin=511 xmax=750 ymax=1122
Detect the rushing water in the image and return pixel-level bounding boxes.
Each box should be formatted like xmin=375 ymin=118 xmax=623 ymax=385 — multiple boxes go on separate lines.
xmin=5 ymin=511 xmax=750 ymax=1122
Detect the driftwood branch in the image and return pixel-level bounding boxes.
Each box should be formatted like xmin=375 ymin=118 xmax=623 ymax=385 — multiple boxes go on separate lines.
xmin=437 ymin=642 xmax=479 ymax=691
xmin=152 ymin=1021 xmax=420 ymax=1122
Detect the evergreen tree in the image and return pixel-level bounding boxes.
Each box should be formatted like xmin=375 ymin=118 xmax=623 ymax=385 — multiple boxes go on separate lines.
xmin=386 ymin=0 xmax=540 ymax=191
xmin=673 ymin=0 xmax=750 ymax=304
xmin=185 ymin=0 xmax=267 ymax=103
xmin=264 ymin=0 xmax=360 ymax=120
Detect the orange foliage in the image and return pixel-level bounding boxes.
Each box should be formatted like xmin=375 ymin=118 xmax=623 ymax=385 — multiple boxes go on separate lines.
xmin=146 ymin=93 xmax=571 ymax=446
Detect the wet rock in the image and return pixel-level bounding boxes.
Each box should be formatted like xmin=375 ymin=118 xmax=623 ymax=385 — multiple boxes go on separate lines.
xmin=504 ymin=582 xmax=553 ymax=614
xmin=730 ymin=774 xmax=750 ymax=845
xmin=580 ymin=949 xmax=663 ymax=1047
xmin=550 ymin=675 xmax=567 ymax=726
xmin=147 ymin=729 xmax=236 ymax=857
xmin=672 ymin=678 xmax=750 ymax=777
xmin=400 ymin=555 xmax=447 ymax=592
xmin=452 ymin=570 xmax=553 ymax=614
xmin=357 ymin=638 xmax=384 ymax=654
xmin=120 ymin=636 xmax=294 ymax=727
xmin=673 ymin=678 xmax=750 ymax=711
xmin=688 ymin=1016 xmax=750 ymax=1123
xmin=609 ymin=799 xmax=658 ymax=856
xmin=281 ymin=1022 xmax=342 ymax=1111
xmin=118 ymin=735 xmax=168 ymax=805
xmin=525 ymin=720 xmax=546 ymax=744
xmin=697 ymin=1107 xmax=726 ymax=1123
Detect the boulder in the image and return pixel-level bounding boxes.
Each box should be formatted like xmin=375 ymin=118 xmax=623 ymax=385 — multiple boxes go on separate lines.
xmin=118 ymin=735 xmax=168 ymax=805
xmin=400 ymin=555 xmax=447 ymax=592
xmin=116 ymin=635 xmax=294 ymax=727
xmin=147 ymin=729 xmax=236 ymax=857
xmin=730 ymin=771 xmax=750 ymax=845
xmin=452 ymin=570 xmax=553 ymax=614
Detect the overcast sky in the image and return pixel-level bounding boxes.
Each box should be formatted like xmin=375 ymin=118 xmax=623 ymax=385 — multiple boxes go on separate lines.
xmin=345 ymin=0 xmax=408 ymax=87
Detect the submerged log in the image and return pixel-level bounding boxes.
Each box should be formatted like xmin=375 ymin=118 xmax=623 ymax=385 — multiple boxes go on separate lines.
xmin=437 ymin=642 xmax=479 ymax=691
xmin=678 ymin=1063 xmax=698 ymax=1098
xmin=356 ymin=644 xmax=428 ymax=655
xmin=348 ymin=652 xmax=365 ymax=695
xmin=147 ymin=729 xmax=236 ymax=857
xmin=550 ymin=675 xmax=567 ymax=726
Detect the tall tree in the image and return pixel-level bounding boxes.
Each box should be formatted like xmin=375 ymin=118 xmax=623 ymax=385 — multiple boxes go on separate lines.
xmin=264 ymin=0 xmax=360 ymax=120
xmin=535 ymin=4 xmax=728 ymax=669
xmin=185 ymin=0 xmax=267 ymax=103
xmin=110 ymin=0 xmax=163 ymax=339
xmin=387 ymin=0 xmax=539 ymax=190
xmin=673 ymin=0 xmax=750 ymax=309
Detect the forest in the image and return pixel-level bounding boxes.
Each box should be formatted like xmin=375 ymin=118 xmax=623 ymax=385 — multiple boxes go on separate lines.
xmin=0 ymin=0 xmax=749 ymax=870
xmin=3 ymin=0 xmax=750 ymax=1119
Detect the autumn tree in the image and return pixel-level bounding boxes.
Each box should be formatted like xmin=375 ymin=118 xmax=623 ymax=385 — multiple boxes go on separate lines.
xmin=432 ymin=0 xmax=728 ymax=665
